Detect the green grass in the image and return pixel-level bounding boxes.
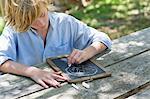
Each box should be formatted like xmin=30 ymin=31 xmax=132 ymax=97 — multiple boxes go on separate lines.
xmin=67 ymin=0 xmax=150 ymax=39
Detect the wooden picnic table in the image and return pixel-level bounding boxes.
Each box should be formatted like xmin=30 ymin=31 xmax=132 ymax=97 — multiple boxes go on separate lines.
xmin=0 ymin=28 xmax=150 ymax=99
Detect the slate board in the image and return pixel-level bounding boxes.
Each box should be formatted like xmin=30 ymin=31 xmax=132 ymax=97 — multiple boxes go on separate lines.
xmin=46 ymin=55 xmax=111 ymax=83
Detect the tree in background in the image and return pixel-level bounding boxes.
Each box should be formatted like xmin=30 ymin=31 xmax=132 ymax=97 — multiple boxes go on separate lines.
xmin=52 ymin=0 xmax=93 ymax=11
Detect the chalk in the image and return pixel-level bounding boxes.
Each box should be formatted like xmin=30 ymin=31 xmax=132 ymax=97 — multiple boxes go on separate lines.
xmin=68 ymin=64 xmax=72 ymax=67
xmin=82 ymin=82 xmax=90 ymax=89
xmin=71 ymin=83 xmax=79 ymax=90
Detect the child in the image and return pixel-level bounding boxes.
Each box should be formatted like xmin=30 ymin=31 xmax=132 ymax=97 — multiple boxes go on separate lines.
xmin=0 ymin=0 xmax=112 ymax=88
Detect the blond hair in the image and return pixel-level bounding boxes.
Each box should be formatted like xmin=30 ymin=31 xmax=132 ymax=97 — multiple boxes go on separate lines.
xmin=4 ymin=0 xmax=52 ymax=32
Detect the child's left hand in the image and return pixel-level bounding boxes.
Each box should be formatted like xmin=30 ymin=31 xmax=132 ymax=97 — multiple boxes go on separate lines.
xmin=67 ymin=48 xmax=93 ymax=65
xmin=67 ymin=49 xmax=86 ymax=64
xmin=67 ymin=42 xmax=107 ymax=65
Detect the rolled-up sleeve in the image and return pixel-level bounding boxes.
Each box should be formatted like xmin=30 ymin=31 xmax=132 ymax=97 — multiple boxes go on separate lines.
xmin=68 ymin=16 xmax=112 ymax=50
xmin=0 ymin=27 xmax=16 ymax=65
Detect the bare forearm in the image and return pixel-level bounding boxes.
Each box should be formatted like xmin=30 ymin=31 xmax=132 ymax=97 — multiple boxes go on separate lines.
xmin=84 ymin=42 xmax=107 ymax=57
xmin=0 ymin=60 xmax=68 ymax=88
xmin=0 ymin=60 xmax=35 ymax=77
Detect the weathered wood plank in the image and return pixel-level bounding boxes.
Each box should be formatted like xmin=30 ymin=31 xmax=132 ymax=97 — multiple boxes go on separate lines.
xmin=19 ymin=50 xmax=150 ymax=99
xmin=115 ymin=81 xmax=150 ymax=99
xmin=92 ymin=27 xmax=150 ymax=67
xmin=127 ymin=85 xmax=150 ymax=99
xmin=94 ymin=50 xmax=150 ymax=99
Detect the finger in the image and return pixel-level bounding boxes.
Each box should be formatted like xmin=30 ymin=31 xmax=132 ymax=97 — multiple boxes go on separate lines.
xmin=37 ymin=79 xmax=49 ymax=89
xmin=50 ymin=79 xmax=61 ymax=88
xmin=52 ymin=73 xmax=68 ymax=80
xmin=53 ymin=71 xmax=62 ymax=75
xmin=70 ymin=50 xmax=81 ymax=64
xmin=51 ymin=79 xmax=61 ymax=88
xmin=76 ymin=55 xmax=85 ymax=64
xmin=60 ymin=73 xmax=70 ymax=81
xmin=43 ymin=78 xmax=60 ymax=88
xmin=73 ymin=51 xmax=81 ymax=63
xmin=52 ymin=72 xmax=68 ymax=81
xmin=68 ymin=49 xmax=78 ymax=64
xmin=68 ymin=49 xmax=76 ymax=64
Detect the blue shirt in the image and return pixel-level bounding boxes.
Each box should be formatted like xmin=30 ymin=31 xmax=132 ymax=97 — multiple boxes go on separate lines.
xmin=0 ymin=12 xmax=112 ymax=66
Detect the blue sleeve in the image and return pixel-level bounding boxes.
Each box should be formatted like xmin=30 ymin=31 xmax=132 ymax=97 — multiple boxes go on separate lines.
xmin=68 ymin=15 xmax=112 ymax=50
xmin=0 ymin=27 xmax=17 ymax=65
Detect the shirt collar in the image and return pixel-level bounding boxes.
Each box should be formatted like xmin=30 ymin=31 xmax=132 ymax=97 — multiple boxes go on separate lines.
xmin=48 ymin=12 xmax=55 ymax=30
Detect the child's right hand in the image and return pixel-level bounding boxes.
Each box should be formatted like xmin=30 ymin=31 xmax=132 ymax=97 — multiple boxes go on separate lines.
xmin=29 ymin=67 xmax=68 ymax=88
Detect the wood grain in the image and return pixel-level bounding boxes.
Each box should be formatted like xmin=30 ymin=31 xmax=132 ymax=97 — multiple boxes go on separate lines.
xmin=19 ymin=50 xmax=150 ymax=99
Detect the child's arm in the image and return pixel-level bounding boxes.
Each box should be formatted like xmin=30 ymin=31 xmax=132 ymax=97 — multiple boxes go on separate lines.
xmin=0 ymin=60 xmax=68 ymax=88
xmin=68 ymin=41 xmax=107 ymax=64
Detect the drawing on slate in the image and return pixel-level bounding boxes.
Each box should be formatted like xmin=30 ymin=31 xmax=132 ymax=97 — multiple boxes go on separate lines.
xmin=51 ymin=57 xmax=98 ymax=77
xmin=65 ymin=63 xmax=98 ymax=77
